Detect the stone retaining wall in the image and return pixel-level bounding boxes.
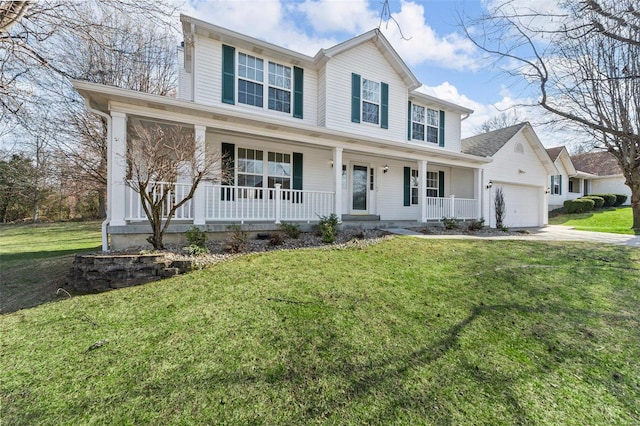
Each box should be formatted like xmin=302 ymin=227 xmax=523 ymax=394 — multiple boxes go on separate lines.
xmin=69 ymin=254 xmax=194 ymax=293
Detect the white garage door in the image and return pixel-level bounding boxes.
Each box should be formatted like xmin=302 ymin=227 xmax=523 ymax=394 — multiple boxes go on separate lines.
xmin=497 ymin=184 xmax=541 ymax=227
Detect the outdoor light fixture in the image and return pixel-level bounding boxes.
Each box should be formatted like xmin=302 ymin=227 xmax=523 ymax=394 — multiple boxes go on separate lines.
xmin=383 ymin=165 xmax=389 ymax=173
xmin=330 ymin=160 xmax=334 ymax=168
xmin=545 ymin=187 xmax=551 ymax=194
xmin=486 ymin=180 xmax=493 ymax=189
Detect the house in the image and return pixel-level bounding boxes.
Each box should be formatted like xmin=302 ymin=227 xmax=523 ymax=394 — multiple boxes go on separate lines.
xmin=570 ymin=151 xmax=631 ymax=204
xmin=545 ymin=146 xmax=594 ymax=210
xmin=73 ymin=15 xmax=552 ymax=250
xmin=461 ymin=123 xmax=556 ymax=228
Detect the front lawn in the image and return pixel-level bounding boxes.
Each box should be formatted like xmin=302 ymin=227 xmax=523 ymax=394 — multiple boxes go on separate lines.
xmin=550 ymin=206 xmax=635 ymax=234
xmin=2 ymin=238 xmax=639 ymax=424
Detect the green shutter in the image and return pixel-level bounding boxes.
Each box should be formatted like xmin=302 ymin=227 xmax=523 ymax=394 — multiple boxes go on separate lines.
xmin=292 ymin=152 xmax=303 ymax=203
xmin=351 ymin=73 xmax=361 ymax=123
xmin=551 ymin=175 xmax=555 ymax=194
xmin=439 ymin=110 xmax=445 ymax=147
xmin=221 ymin=142 xmax=235 ymax=201
xmin=407 ymin=101 xmax=412 ymax=141
xmin=222 ymin=45 xmax=235 ymax=105
xmin=403 ymin=167 xmax=411 ymax=206
xmin=438 ymin=171 xmax=445 ymax=197
xmin=381 ymin=82 xmax=389 ymax=129
xmin=293 ymin=67 xmax=304 ymax=119
xmin=559 ymin=175 xmax=562 ymax=195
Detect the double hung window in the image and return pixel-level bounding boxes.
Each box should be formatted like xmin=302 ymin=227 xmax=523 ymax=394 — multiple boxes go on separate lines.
xmin=362 ymin=79 xmax=380 ymax=124
xmin=411 ymin=104 xmax=440 ymax=144
xmin=426 ymin=171 xmax=439 ymax=197
xmin=238 ymin=53 xmax=264 ymax=107
xmin=268 ymin=62 xmax=291 ymax=113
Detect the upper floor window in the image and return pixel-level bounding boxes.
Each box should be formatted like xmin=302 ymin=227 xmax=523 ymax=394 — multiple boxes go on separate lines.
xmin=410 ymin=103 xmax=440 ymax=145
xmin=222 ymin=45 xmax=303 ymax=118
xmin=362 ymin=79 xmax=380 ymax=124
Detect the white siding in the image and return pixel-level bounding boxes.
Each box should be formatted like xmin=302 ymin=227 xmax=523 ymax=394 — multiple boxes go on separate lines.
xmin=591 ymin=176 xmax=631 ymax=204
xmin=450 ymin=167 xmax=474 ymax=198
xmin=444 ymin=110 xmax=462 ymax=152
xmin=548 ymin=159 xmax=570 ymax=210
xmin=192 ymin=37 xmax=318 ymax=125
xmin=177 ymin=46 xmax=192 ymax=101
xmin=317 ymin=65 xmax=326 ymax=127
xmin=324 ymin=41 xmax=408 ymax=142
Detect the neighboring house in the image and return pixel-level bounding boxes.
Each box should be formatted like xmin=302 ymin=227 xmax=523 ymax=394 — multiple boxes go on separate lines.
xmin=73 ymin=15 xmax=552 ymax=250
xmin=462 ymin=123 xmax=556 ymax=228
xmin=571 ymin=151 xmax=631 ymax=204
xmin=545 ymin=146 xmax=594 ymax=210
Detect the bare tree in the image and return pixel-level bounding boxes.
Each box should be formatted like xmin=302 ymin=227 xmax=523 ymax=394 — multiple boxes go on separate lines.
xmin=127 ymin=124 xmax=223 ymax=250
xmin=475 ymin=111 xmax=522 ymax=134
xmin=464 ymin=0 xmax=640 ymax=230
xmin=494 ymin=186 xmax=506 ymax=229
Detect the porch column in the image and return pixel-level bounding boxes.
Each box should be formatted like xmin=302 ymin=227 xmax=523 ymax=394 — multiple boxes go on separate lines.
xmin=474 ymin=168 xmax=483 ymax=219
xmin=110 ymin=112 xmax=127 ymax=226
xmin=193 ymin=125 xmax=206 ymax=225
xmin=333 ymin=147 xmax=343 ymax=222
xmin=418 ymin=160 xmax=427 ymax=223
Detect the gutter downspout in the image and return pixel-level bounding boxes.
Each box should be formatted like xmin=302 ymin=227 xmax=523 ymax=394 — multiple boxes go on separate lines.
xmin=82 ymin=98 xmax=112 ymax=252
xmin=461 ymin=113 xmax=471 ymax=121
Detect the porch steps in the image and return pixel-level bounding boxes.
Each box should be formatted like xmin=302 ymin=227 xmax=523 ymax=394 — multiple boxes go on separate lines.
xmin=341 ymin=214 xmax=381 ymax=222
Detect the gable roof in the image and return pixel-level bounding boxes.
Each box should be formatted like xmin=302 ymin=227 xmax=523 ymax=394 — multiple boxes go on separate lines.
xmin=571 ymin=151 xmax=623 ymax=176
xmin=545 ymin=146 xmax=563 ymax=162
xmin=315 ymin=28 xmax=421 ymax=90
xmin=461 ymin=123 xmax=529 ymax=157
xmin=545 ymin=146 xmax=577 ymax=176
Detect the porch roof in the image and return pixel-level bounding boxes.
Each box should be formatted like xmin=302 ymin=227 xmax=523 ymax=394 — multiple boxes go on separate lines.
xmin=73 ymin=80 xmax=491 ymax=167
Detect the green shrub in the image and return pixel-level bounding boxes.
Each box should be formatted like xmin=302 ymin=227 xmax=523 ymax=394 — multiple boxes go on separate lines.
xmin=467 ymin=218 xmax=485 ymax=231
xmin=224 ymin=225 xmax=248 ymax=253
xmin=614 ymin=194 xmax=628 ymax=206
xmin=185 ymin=245 xmax=209 ymax=256
xmin=581 ymin=196 xmax=604 ymax=209
xmin=185 ymin=226 xmax=207 ymax=248
xmin=442 ymin=217 xmax=459 ymax=230
xmin=280 ymin=222 xmax=301 ymax=239
xmin=317 ymin=213 xmax=339 ymax=244
xmin=564 ymin=198 xmax=595 ymax=213
xmin=590 ymin=193 xmax=616 ymax=207
xmin=269 ymin=233 xmax=285 ymax=246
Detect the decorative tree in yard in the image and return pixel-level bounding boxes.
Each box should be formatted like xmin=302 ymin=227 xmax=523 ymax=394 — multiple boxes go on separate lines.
xmin=126 ymin=123 xmax=223 ymax=250
xmin=494 ymin=186 xmax=506 ymax=230
xmin=465 ymin=0 xmax=640 ymax=231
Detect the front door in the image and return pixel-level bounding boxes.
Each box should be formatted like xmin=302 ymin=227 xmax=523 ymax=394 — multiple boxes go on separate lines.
xmin=351 ymin=164 xmax=368 ymax=213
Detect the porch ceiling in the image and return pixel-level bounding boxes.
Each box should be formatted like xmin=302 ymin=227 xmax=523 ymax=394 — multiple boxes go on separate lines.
xmin=73 ymin=80 xmax=491 ymax=167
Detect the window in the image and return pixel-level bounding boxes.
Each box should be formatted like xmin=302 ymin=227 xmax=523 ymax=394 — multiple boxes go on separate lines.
xmin=237 ymin=148 xmax=264 ymax=198
xmin=426 ymin=171 xmax=439 ymax=197
xmin=411 ymin=104 xmax=439 ymax=144
xmin=267 ymin=151 xmax=291 ymax=189
xmin=551 ymin=174 xmax=562 ymax=195
xmin=238 ymin=53 xmax=264 ymax=107
xmin=411 ymin=105 xmax=425 ymax=142
xmin=426 ymin=109 xmax=439 ymax=144
xmin=411 ymin=169 xmax=419 ymax=204
xmin=362 ymin=79 xmax=380 ymax=124
xmin=268 ymin=62 xmax=291 ymax=113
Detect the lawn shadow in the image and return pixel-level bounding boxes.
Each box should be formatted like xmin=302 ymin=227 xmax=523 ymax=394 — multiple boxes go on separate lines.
xmin=0 ymin=246 xmax=101 ymax=262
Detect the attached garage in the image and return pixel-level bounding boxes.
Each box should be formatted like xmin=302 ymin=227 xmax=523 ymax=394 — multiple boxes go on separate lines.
xmin=494 ymin=183 xmax=543 ymax=227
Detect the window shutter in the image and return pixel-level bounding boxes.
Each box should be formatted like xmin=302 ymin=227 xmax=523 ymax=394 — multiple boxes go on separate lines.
xmin=403 ymin=167 xmax=411 ymax=206
xmin=221 ymin=142 xmax=235 ymax=201
xmin=439 ymin=110 xmax=445 ymax=147
xmin=559 ymin=175 xmax=562 ymax=195
xmin=222 ymin=45 xmax=235 ymax=105
xmin=438 ymin=171 xmax=445 ymax=197
xmin=551 ymin=175 xmax=555 ymax=194
xmin=293 ymin=67 xmax=304 ymax=119
xmin=381 ymin=82 xmax=389 ymax=129
xmin=407 ymin=101 xmax=412 ymax=141
xmin=351 ymin=73 xmax=361 ymax=123
xmin=292 ymin=152 xmax=303 ymax=203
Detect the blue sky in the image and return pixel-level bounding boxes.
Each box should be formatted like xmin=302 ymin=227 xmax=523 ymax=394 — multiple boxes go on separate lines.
xmin=185 ymin=0 xmax=559 ymax=141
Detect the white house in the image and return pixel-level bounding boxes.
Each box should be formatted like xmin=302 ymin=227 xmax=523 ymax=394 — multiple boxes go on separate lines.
xmin=570 ymin=151 xmax=631 ymax=204
xmin=73 ymin=15 xmax=554 ymax=250
xmin=462 ymin=123 xmax=556 ymax=228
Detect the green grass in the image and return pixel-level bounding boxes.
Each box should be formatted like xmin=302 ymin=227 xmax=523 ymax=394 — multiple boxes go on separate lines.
xmin=0 ymin=221 xmax=102 ymax=313
xmin=550 ymin=206 xmax=635 ymax=234
xmin=2 ymin=237 xmax=639 ymax=424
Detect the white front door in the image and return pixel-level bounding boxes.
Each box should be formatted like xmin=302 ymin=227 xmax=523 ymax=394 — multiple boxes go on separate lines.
xmin=351 ymin=164 xmax=368 ymax=214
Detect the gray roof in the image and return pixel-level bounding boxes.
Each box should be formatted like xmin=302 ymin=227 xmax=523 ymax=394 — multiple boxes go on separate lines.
xmin=571 ymin=151 xmax=622 ymax=176
xmin=545 ymin=146 xmax=564 ymax=162
xmin=461 ymin=122 xmax=529 ymax=157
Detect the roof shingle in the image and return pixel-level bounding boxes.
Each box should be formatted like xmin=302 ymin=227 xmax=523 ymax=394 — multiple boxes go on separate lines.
xmin=570 ymin=151 xmax=622 ymax=176
xmin=461 ymin=123 xmax=529 ymax=157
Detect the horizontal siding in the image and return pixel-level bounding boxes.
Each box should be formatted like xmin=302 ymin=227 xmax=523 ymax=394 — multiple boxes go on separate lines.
xmin=193 ymin=37 xmax=318 ymax=125
xmin=318 ymin=66 xmax=326 ymax=127
xmin=591 ymin=177 xmax=631 ymax=203
xmin=177 ymin=47 xmax=192 ymax=101
xmin=324 ymin=41 xmax=407 ymax=142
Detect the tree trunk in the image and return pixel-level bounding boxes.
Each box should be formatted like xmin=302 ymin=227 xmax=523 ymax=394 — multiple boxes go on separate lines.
xmin=630 ymin=180 xmax=640 ymax=233
xmin=97 ymin=186 xmax=107 ymax=219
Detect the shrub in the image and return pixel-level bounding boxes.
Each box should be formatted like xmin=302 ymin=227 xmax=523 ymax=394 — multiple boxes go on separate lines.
xmin=442 ymin=217 xmax=459 ymax=230
xmin=494 ymin=187 xmax=506 ymax=229
xmin=467 ymin=218 xmax=485 ymax=231
xmin=185 ymin=245 xmax=209 ymax=256
xmin=185 ymin=226 xmax=207 ymax=248
xmin=317 ymin=213 xmax=339 ymax=244
xmin=590 ymin=193 xmax=616 ymax=207
xmin=269 ymin=233 xmax=285 ymax=246
xmin=581 ymin=196 xmax=604 ymax=209
xmin=614 ymin=194 xmax=628 ymax=206
xmin=224 ymin=225 xmax=248 ymax=253
xmin=564 ymin=198 xmax=595 ymax=213
xmin=280 ymin=222 xmax=301 ymax=239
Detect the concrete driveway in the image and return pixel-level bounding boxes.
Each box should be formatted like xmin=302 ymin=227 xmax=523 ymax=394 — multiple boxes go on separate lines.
xmin=388 ymin=225 xmax=640 ymax=248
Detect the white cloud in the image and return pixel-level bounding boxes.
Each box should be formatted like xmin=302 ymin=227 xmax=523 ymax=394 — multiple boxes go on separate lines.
xmin=379 ymin=1 xmax=479 ymax=71
xmin=296 ymin=0 xmax=378 ymax=34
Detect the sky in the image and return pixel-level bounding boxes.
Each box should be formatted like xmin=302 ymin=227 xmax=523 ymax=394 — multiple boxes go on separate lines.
xmin=183 ymin=0 xmax=561 ymax=142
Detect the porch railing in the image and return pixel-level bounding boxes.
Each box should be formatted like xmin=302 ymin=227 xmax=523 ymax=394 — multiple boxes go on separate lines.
xmin=125 ymin=181 xmax=193 ymax=221
xmin=425 ymin=196 xmax=477 ymax=220
xmin=204 ymin=184 xmax=335 ymax=223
